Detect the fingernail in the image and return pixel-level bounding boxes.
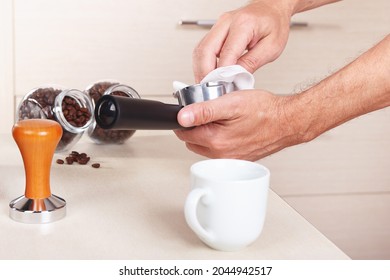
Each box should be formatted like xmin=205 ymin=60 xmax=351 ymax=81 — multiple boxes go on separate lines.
xmin=180 ymin=110 xmax=195 ymax=127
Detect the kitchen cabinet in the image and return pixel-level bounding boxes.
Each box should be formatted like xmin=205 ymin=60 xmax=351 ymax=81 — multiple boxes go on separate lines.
xmin=0 ymin=0 xmax=14 ymax=133
xmin=13 ymin=0 xmax=245 ymax=98
xmin=1 ymin=0 xmax=247 ymax=133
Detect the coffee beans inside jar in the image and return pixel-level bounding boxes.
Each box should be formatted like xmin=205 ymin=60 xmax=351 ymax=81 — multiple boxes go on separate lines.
xmin=85 ymin=81 xmax=140 ymax=144
xmin=17 ymin=86 xmax=94 ymax=152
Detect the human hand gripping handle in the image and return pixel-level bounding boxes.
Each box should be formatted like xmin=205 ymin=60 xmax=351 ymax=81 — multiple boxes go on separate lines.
xmin=176 ymin=96 xmax=225 ymax=128
xmin=180 ymin=34 xmax=390 ymax=161
xmin=177 ymin=90 xmax=265 ymax=159
xmin=175 ymin=93 xmax=248 ymax=158
xmin=174 ymin=89 xmax=307 ymax=161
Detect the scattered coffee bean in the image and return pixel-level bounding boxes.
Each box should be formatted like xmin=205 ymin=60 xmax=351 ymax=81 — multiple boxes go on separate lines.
xmin=70 ymin=151 xmax=79 ymax=156
xmin=65 ymin=157 xmax=74 ymax=165
xmin=86 ymin=82 xmax=136 ymax=144
xmin=57 ymin=151 xmax=97 ymax=167
xmin=78 ymin=157 xmax=90 ymax=165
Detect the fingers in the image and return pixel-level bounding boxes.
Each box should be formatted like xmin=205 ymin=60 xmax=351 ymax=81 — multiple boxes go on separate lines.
xmin=193 ymin=15 xmax=256 ymax=81
xmin=236 ymin=35 xmax=285 ymax=72
xmin=192 ymin=2 xmax=291 ymax=81
xmin=192 ymin=15 xmax=232 ymax=83
xmin=177 ymin=93 xmax=239 ymax=127
xmin=217 ymin=23 xmax=255 ymax=69
xmin=196 ymin=29 xmax=286 ymax=78
xmin=174 ymin=126 xmax=212 ymax=152
xmin=177 ymin=103 xmax=214 ymax=127
xmin=175 ymin=128 xmax=259 ymax=160
xmin=184 ymin=142 xmax=217 ymax=159
xmin=175 ymin=126 xmax=232 ymax=159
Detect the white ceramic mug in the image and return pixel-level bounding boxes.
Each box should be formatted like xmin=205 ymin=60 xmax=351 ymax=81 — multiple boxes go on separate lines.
xmin=184 ymin=159 xmax=270 ymax=251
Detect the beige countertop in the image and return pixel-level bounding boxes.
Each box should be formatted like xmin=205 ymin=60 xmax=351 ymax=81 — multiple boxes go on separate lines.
xmin=0 ymin=131 xmax=348 ymax=259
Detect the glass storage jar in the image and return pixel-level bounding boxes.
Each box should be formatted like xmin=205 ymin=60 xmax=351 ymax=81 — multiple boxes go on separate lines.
xmin=16 ymin=85 xmax=94 ymax=152
xmin=85 ymin=80 xmax=140 ymax=144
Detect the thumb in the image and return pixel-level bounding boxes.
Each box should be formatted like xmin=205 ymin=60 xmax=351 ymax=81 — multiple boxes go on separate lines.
xmin=177 ymin=97 xmax=233 ymax=127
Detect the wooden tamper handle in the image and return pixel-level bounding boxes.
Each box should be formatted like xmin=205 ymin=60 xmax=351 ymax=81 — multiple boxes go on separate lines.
xmin=10 ymin=119 xmax=67 ymax=223
xmin=13 ymin=119 xmax=62 ymax=199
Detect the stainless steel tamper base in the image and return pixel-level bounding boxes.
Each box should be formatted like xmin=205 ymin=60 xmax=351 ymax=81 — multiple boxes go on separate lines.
xmin=9 ymin=194 xmax=66 ymax=224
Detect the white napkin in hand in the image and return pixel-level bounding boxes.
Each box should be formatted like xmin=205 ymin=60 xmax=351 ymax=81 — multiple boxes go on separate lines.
xmin=173 ymin=65 xmax=255 ymax=92
xmin=200 ymin=65 xmax=255 ymax=90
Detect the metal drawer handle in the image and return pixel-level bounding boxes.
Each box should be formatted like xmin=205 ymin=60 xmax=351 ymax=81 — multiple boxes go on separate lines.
xmin=178 ymin=19 xmax=308 ymax=28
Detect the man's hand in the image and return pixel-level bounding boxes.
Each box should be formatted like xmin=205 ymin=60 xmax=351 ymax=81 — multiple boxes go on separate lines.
xmin=174 ymin=90 xmax=301 ymax=161
xmin=192 ymin=0 xmax=293 ymax=82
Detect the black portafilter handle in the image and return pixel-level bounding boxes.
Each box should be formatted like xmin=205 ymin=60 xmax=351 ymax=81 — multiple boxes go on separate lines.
xmin=94 ymin=95 xmax=184 ymax=130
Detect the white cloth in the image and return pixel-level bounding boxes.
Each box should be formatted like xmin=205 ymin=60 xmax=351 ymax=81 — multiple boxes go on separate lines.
xmin=173 ymin=65 xmax=255 ymax=92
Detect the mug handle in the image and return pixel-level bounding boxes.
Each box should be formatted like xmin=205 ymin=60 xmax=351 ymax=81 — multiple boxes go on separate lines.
xmin=184 ymin=188 xmax=214 ymax=243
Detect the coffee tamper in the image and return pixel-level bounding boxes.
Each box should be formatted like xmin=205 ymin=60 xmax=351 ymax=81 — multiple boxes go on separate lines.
xmin=10 ymin=119 xmax=66 ymax=223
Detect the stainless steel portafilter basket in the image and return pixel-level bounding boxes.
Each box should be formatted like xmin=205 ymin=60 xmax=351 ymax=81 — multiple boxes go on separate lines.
xmin=173 ymin=81 xmax=235 ymax=106
xmin=95 ymin=81 xmax=234 ymax=130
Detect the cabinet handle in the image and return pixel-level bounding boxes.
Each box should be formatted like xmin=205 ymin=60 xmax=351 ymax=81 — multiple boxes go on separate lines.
xmin=179 ymin=20 xmax=216 ymax=28
xmin=178 ymin=19 xmax=308 ymax=28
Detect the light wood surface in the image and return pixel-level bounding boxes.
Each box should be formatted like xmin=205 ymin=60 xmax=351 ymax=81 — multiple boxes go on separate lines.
xmin=284 ymin=193 xmax=390 ymax=260
xmin=0 ymin=132 xmax=348 ymax=259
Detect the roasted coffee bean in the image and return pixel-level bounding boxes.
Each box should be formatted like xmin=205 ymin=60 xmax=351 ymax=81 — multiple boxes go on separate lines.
xmin=78 ymin=158 xmax=90 ymax=165
xmin=86 ymin=82 xmax=136 ymax=144
xmin=58 ymin=151 xmax=99 ymax=168
xmin=66 ymin=151 xmax=90 ymax=165
xmin=61 ymin=96 xmax=91 ymax=127
xmin=18 ymin=87 xmax=92 ymax=151
xmin=87 ymin=81 xmax=119 ymax=103
xmin=77 ymin=153 xmax=90 ymax=165
xmin=65 ymin=157 xmax=74 ymax=165
xmin=89 ymin=126 xmax=135 ymax=144
xmin=18 ymin=88 xmax=62 ymax=120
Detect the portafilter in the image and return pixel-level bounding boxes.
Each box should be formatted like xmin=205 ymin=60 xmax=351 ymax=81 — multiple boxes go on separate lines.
xmin=94 ymin=81 xmax=234 ymax=130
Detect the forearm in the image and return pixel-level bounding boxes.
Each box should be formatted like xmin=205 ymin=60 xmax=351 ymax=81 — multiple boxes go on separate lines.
xmin=291 ymin=0 xmax=341 ymax=14
xmin=249 ymin=0 xmax=341 ymax=16
xmin=293 ymin=34 xmax=390 ymax=142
